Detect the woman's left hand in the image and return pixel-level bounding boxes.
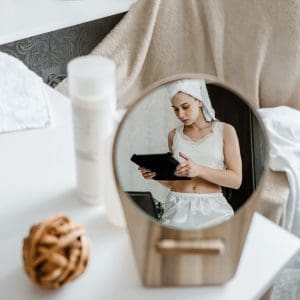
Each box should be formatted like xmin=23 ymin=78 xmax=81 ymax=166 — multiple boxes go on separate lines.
xmin=175 ymin=152 xmax=202 ymax=178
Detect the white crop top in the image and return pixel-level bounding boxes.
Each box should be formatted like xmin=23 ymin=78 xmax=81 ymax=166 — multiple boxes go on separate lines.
xmin=172 ymin=121 xmax=226 ymax=170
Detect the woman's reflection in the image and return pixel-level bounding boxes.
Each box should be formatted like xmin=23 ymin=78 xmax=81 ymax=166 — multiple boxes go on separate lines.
xmin=138 ymin=79 xmax=242 ymax=229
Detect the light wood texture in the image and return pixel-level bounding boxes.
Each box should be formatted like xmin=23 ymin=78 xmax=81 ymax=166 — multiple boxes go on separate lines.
xmin=117 ymin=184 xmax=264 ymax=286
xmin=155 ymin=238 xmax=225 ymax=255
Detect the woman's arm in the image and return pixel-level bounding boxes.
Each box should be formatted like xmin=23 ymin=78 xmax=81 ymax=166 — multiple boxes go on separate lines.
xmin=175 ymin=124 xmax=242 ymax=189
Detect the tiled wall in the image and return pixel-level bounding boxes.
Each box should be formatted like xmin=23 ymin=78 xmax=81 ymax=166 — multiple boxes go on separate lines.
xmin=0 ymin=13 xmax=125 ymax=87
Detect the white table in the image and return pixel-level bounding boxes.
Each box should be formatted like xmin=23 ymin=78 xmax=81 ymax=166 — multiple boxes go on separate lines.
xmin=0 ymin=0 xmax=136 ymax=45
xmin=0 ymin=87 xmax=299 ymax=300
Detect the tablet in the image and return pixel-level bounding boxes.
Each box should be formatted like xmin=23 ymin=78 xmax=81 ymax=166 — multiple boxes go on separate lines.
xmin=130 ymin=152 xmax=191 ymax=180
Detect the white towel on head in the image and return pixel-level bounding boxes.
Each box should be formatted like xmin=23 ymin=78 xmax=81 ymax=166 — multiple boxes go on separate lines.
xmin=0 ymin=52 xmax=51 ymax=134
xmin=165 ymin=79 xmax=215 ymax=122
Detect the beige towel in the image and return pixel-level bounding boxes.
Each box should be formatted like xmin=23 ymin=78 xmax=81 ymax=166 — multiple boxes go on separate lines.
xmin=57 ymin=0 xmax=300 ymax=109
xmin=57 ymin=0 xmax=294 ymax=225
xmin=258 ymin=168 xmax=290 ymax=226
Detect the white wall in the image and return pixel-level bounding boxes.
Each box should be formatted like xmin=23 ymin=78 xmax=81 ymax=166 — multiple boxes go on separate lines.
xmin=115 ymin=85 xmax=181 ymax=203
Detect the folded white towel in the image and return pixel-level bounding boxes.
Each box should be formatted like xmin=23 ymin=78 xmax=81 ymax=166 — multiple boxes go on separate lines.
xmin=258 ymin=106 xmax=300 ymax=236
xmin=258 ymin=106 xmax=300 ymax=300
xmin=0 ymin=52 xmax=51 ymax=133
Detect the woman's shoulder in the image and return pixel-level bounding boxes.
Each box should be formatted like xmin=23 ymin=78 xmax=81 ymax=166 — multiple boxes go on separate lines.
xmin=214 ymin=121 xmax=234 ymax=131
xmin=217 ymin=122 xmax=238 ymax=142
xmin=213 ymin=121 xmax=237 ymax=140
xmin=223 ymin=122 xmax=236 ymax=132
xmin=168 ymin=128 xmax=177 ymax=141
xmin=168 ymin=126 xmax=182 ymax=143
xmin=168 ymin=128 xmax=178 ymax=152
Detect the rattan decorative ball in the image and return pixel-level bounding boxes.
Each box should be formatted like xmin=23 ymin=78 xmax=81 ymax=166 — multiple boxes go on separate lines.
xmin=23 ymin=215 xmax=90 ymax=289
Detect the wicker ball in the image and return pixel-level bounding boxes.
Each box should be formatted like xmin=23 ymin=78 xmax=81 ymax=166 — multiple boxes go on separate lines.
xmin=23 ymin=215 xmax=90 ymax=289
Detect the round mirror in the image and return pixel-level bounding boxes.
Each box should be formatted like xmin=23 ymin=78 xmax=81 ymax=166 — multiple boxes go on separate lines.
xmin=114 ymin=77 xmax=268 ymax=230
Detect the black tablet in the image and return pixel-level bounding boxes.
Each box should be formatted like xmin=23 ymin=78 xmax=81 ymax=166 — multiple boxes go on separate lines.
xmin=130 ymin=152 xmax=191 ymax=180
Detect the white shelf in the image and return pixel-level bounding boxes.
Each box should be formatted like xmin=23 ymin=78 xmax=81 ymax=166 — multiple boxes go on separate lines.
xmin=0 ymin=86 xmax=299 ymax=300
xmin=0 ymin=0 xmax=136 ymax=45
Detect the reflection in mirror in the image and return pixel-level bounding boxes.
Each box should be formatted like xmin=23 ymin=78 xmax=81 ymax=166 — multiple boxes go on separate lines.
xmin=115 ymin=79 xmax=267 ymax=230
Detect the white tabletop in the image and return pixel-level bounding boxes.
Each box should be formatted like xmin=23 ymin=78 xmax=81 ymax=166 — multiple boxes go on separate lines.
xmin=0 ymin=0 xmax=136 ymax=45
xmin=0 ymin=87 xmax=299 ymax=300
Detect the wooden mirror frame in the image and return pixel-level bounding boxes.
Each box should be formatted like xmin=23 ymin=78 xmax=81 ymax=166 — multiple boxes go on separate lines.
xmin=113 ymin=74 xmax=270 ymax=286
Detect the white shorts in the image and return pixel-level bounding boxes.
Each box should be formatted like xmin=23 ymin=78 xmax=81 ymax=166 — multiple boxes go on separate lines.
xmin=161 ymin=191 xmax=234 ymax=229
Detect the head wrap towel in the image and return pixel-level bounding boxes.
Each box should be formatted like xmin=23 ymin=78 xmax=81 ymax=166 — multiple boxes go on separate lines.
xmin=165 ymin=79 xmax=215 ymax=122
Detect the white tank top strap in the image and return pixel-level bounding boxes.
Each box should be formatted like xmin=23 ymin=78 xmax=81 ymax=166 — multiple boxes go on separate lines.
xmin=213 ymin=121 xmax=224 ymax=136
xmin=171 ymin=127 xmax=180 ymax=152
xmin=175 ymin=126 xmax=181 ymax=135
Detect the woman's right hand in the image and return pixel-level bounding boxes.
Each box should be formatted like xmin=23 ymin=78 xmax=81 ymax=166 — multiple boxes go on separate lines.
xmin=138 ymin=167 xmax=156 ymax=179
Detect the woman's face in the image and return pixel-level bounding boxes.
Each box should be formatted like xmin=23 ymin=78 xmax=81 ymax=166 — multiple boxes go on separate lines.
xmin=171 ymin=92 xmax=202 ymax=125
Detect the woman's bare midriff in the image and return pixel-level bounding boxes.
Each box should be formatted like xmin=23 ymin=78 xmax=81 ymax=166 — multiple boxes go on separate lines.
xmin=170 ymin=177 xmax=221 ymax=194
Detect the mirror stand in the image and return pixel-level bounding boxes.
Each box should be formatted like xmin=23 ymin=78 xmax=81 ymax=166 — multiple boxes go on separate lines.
xmin=118 ymin=186 xmax=263 ymax=286
xmin=113 ymin=77 xmax=269 ymax=286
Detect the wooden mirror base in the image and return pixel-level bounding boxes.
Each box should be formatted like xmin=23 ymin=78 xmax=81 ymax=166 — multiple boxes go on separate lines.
xmin=118 ymin=185 xmax=263 ymax=287
xmin=156 ymin=238 xmax=225 ymax=256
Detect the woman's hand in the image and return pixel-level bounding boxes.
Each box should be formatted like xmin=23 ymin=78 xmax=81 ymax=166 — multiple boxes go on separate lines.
xmin=175 ymin=152 xmax=202 ymax=178
xmin=138 ymin=167 xmax=156 ymax=179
